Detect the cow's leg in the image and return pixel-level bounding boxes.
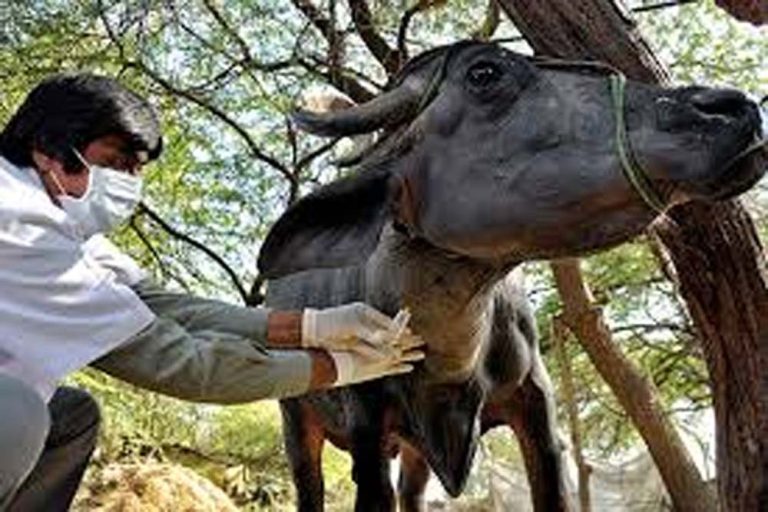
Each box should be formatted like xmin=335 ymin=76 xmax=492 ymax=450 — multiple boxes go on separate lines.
xmin=281 ymin=399 xmax=326 ymax=512
xmin=397 ymin=441 xmax=430 ymax=512
xmin=350 ymin=428 xmax=395 ymax=512
xmin=487 ymin=369 xmax=573 ymax=512
xmin=348 ymin=391 xmax=396 ymax=512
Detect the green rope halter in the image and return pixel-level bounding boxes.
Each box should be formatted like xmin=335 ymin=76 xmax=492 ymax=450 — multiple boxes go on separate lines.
xmin=609 ymin=73 xmax=667 ymax=214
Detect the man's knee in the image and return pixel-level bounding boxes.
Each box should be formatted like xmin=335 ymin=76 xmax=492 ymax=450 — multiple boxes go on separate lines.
xmin=47 ymin=386 xmax=100 ymax=450
xmin=0 ymin=375 xmax=49 ymax=502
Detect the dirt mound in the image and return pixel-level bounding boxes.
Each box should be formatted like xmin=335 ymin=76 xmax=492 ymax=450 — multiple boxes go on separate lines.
xmin=74 ymin=462 xmax=239 ymax=512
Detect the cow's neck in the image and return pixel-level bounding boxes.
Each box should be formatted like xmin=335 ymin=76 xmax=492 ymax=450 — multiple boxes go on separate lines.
xmin=366 ymin=224 xmax=509 ymax=383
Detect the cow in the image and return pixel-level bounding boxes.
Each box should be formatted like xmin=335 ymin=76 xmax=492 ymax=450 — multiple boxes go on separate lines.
xmin=256 ymin=41 xmax=766 ymax=512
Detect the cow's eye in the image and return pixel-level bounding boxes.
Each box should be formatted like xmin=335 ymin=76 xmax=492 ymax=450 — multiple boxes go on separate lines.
xmin=466 ymin=62 xmax=503 ymax=88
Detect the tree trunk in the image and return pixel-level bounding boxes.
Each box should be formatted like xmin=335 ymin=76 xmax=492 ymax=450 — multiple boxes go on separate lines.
xmin=654 ymin=203 xmax=768 ymax=512
xmin=497 ymin=1 xmax=768 ymax=510
xmin=498 ymin=0 xmax=668 ymax=82
xmin=714 ymin=0 xmax=768 ymax=25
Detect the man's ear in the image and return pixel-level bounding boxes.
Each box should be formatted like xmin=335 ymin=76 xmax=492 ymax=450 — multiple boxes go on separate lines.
xmin=257 ymin=167 xmax=398 ymax=279
xmin=31 ymin=150 xmax=59 ymax=174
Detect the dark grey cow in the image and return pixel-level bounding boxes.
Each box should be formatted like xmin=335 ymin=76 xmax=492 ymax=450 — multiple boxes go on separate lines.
xmin=258 ymin=41 xmax=766 ymax=512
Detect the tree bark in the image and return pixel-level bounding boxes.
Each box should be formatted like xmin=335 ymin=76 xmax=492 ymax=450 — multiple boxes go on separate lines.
xmin=498 ymin=0 xmax=668 ymax=82
xmin=714 ymin=0 xmax=768 ymax=25
xmin=497 ymin=1 xmax=768 ymax=509
xmin=653 ymin=203 xmax=768 ymax=512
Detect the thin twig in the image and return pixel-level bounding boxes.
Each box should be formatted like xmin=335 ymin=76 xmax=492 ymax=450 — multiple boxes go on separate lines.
xmin=137 ymin=202 xmax=250 ymax=304
xmin=129 ymin=216 xmax=170 ymax=279
xmin=632 ymin=0 xmax=699 ymax=14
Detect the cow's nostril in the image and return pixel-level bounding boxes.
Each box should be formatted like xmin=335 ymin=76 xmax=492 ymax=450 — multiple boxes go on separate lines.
xmin=690 ymin=89 xmax=750 ymax=118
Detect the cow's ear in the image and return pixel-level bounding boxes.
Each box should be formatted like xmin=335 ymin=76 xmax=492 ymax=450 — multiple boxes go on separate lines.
xmin=258 ymin=168 xmax=397 ymax=278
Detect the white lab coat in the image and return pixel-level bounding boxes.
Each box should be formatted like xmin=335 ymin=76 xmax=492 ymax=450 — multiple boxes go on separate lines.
xmin=0 ymin=156 xmax=156 ymax=402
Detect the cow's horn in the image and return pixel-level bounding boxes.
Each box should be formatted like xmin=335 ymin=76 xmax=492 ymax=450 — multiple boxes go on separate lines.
xmin=291 ymin=80 xmax=425 ymax=137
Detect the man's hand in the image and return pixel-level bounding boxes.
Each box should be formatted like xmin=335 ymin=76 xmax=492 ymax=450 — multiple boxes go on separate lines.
xmin=328 ymin=339 xmax=426 ymax=387
xmin=302 ymin=303 xmax=418 ymax=356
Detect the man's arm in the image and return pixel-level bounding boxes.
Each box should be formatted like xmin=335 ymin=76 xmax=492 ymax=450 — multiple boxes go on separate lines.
xmin=92 ymin=318 xmax=337 ymax=404
xmin=92 ymin=279 xmax=336 ymax=403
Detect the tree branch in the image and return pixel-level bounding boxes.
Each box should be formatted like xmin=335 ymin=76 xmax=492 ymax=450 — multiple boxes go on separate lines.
xmin=611 ymin=322 xmax=691 ymax=336
xmin=348 ymin=0 xmax=402 ymax=74
xmin=200 ymin=0 xmax=252 ymax=62
xmin=472 ymin=0 xmax=502 ymax=41
xmin=137 ymin=203 xmax=250 ymax=305
xmin=296 ymin=137 xmax=341 ymax=172
xmin=297 ymin=56 xmax=375 ymax=103
xmin=397 ymin=0 xmax=448 ymax=63
xmin=291 ymin=0 xmax=376 ymax=102
xmin=291 ymin=0 xmax=340 ymax=43
xmin=129 ymin=216 xmax=170 ymax=280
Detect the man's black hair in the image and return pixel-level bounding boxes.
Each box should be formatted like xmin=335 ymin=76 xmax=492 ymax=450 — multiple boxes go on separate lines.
xmin=0 ymin=73 xmax=162 ymax=173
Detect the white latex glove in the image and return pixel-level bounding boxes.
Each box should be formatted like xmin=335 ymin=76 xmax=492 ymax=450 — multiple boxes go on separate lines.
xmin=328 ymin=341 xmax=426 ymax=386
xmin=302 ymin=302 xmax=415 ymax=355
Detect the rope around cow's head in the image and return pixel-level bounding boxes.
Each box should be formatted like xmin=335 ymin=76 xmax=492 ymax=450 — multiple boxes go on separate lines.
xmin=409 ymin=52 xmax=670 ymax=215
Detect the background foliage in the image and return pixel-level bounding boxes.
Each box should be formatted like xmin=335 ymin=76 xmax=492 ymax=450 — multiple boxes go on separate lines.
xmin=1 ymin=0 xmax=765 ymax=508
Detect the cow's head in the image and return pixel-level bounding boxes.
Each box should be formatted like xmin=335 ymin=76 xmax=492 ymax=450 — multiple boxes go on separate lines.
xmin=259 ymin=41 xmax=766 ymax=277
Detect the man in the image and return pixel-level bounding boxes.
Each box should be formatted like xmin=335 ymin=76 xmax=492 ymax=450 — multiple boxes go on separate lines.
xmin=0 ymin=74 xmax=424 ymax=510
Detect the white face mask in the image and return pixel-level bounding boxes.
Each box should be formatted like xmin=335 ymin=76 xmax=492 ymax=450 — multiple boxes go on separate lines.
xmin=55 ymin=150 xmax=143 ymax=239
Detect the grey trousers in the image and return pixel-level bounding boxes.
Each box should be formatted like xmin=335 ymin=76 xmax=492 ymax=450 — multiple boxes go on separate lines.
xmin=0 ymin=375 xmax=100 ymax=512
